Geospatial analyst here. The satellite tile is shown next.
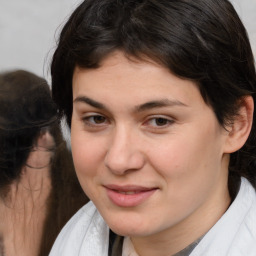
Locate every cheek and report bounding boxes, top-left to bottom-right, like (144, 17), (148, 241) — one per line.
(72, 145), (99, 174)
(71, 132), (105, 183)
(147, 137), (222, 218)
(71, 140), (104, 200)
(149, 130), (223, 186)
(148, 139), (193, 178)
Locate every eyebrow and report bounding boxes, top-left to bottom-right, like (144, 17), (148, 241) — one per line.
(73, 96), (187, 112)
(73, 96), (107, 110)
(135, 99), (188, 112)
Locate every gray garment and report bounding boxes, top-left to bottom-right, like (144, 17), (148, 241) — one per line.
(172, 236), (203, 256)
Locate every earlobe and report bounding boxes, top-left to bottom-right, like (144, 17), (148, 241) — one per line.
(224, 96), (254, 153)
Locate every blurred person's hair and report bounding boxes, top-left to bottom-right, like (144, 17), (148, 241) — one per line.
(0, 70), (88, 255)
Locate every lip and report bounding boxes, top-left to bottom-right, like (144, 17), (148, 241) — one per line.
(104, 184), (158, 207)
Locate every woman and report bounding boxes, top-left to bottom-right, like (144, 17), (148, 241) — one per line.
(49, 0), (256, 255)
(0, 70), (88, 256)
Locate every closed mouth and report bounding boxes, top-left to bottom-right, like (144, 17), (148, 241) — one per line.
(104, 184), (158, 207)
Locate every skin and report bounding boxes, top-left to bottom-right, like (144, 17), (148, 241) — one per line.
(71, 51), (236, 256)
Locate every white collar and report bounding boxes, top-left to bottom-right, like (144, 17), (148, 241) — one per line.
(122, 237), (139, 256)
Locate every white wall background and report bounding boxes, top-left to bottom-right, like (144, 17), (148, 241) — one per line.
(0, 0), (255, 83)
(0, 0), (82, 82)
(231, 0), (256, 56)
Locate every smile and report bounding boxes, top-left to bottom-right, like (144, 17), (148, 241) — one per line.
(104, 185), (158, 207)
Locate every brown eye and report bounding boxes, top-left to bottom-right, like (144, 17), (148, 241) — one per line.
(82, 114), (108, 127)
(145, 116), (174, 129)
(155, 118), (168, 126)
(93, 115), (106, 124)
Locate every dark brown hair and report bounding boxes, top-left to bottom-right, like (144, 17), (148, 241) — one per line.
(51, 0), (256, 189)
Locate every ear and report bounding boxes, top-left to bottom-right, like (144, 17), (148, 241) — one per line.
(224, 96), (254, 153)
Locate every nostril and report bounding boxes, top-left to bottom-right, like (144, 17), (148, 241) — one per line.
(104, 149), (145, 175)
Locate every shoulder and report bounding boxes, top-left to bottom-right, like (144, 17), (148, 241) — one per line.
(227, 178), (256, 255)
(191, 178), (256, 256)
(49, 201), (109, 256)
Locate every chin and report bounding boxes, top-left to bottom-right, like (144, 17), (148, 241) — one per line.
(108, 220), (152, 237)
(99, 205), (155, 236)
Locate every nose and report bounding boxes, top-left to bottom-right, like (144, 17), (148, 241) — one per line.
(104, 127), (145, 175)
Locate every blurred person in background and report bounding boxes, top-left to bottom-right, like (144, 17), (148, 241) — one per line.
(0, 70), (88, 256)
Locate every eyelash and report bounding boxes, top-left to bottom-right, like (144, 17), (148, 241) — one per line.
(81, 114), (174, 131)
(82, 114), (108, 127)
(144, 116), (174, 129)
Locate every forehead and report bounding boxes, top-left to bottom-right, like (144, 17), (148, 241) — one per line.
(73, 51), (165, 83)
(72, 51), (205, 109)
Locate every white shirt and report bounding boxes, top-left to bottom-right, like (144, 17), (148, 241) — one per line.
(49, 178), (256, 256)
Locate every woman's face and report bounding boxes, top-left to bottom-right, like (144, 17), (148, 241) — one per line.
(71, 51), (231, 239)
